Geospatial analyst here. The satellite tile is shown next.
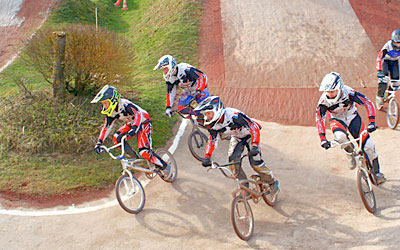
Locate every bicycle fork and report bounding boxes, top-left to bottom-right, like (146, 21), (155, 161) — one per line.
(358, 166), (374, 192)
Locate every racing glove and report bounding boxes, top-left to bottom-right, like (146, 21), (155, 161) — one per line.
(202, 157), (211, 167)
(320, 140), (331, 150)
(165, 107), (173, 118)
(94, 139), (103, 154)
(249, 146), (260, 156)
(367, 122), (377, 133)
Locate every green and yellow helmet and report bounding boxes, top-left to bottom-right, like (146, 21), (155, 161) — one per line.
(91, 85), (121, 116)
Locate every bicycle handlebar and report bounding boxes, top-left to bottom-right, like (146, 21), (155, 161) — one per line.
(207, 154), (248, 179)
(384, 77), (400, 89)
(99, 135), (128, 160)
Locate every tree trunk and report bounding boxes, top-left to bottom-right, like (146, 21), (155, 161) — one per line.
(52, 31), (66, 99)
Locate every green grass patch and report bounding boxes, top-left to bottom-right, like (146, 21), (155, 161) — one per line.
(0, 0), (202, 196)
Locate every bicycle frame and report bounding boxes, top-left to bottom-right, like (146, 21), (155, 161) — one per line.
(330, 130), (375, 189)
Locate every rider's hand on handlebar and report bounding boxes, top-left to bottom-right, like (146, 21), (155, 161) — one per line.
(367, 122), (377, 133)
(320, 140), (331, 150)
(94, 140), (102, 154)
(165, 107), (173, 118)
(202, 157), (211, 167)
(194, 89), (202, 99)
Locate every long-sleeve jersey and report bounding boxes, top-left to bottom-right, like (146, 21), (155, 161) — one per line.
(315, 85), (375, 142)
(97, 98), (151, 142)
(204, 108), (262, 158)
(376, 40), (400, 71)
(164, 63), (208, 108)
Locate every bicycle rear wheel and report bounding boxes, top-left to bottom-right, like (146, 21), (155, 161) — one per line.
(231, 195), (254, 241)
(357, 169), (376, 213)
(156, 148), (178, 183)
(115, 174), (145, 214)
(188, 129), (208, 162)
(387, 98), (399, 129)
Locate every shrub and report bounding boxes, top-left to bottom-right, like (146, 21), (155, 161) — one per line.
(0, 91), (109, 154)
(23, 24), (134, 97)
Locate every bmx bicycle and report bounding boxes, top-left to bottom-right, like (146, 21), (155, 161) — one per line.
(99, 136), (177, 214)
(382, 76), (400, 129)
(208, 154), (279, 241)
(330, 130), (380, 213)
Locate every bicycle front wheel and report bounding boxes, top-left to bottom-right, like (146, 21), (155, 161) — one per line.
(115, 174), (145, 214)
(357, 169), (376, 214)
(188, 130), (208, 162)
(156, 148), (178, 183)
(231, 195), (254, 241)
(387, 98), (399, 129)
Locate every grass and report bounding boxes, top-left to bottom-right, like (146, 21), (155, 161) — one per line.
(0, 0), (202, 196)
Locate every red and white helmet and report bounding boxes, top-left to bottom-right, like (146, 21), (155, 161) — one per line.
(153, 55), (177, 79)
(319, 72), (344, 104)
(194, 96), (225, 126)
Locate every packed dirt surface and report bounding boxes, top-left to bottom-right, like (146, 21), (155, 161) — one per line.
(199, 0), (400, 126)
(0, 0), (53, 71)
(1, 122), (399, 249)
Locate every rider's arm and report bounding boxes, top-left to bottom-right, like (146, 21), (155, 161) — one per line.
(184, 67), (208, 92)
(349, 90), (376, 124)
(166, 81), (178, 109)
(376, 42), (389, 72)
(124, 104), (142, 134)
(316, 104), (328, 142)
(232, 113), (261, 146)
(98, 116), (117, 143)
(204, 129), (219, 158)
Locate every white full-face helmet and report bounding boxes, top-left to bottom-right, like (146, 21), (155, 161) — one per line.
(194, 96), (225, 126)
(319, 72), (344, 105)
(153, 55), (177, 79)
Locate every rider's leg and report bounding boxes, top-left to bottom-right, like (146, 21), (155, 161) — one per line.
(177, 92), (195, 116)
(347, 114), (385, 183)
(228, 137), (248, 184)
(389, 60), (400, 90)
(136, 122), (167, 169)
(376, 60), (390, 109)
(194, 88), (210, 125)
(113, 124), (138, 158)
(329, 118), (356, 169)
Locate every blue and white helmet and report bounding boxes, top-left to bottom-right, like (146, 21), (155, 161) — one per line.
(391, 29), (400, 50)
(319, 72), (344, 105)
(153, 55), (177, 79)
(194, 96), (225, 126)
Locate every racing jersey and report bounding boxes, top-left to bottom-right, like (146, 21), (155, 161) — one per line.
(204, 108), (261, 158)
(315, 85), (375, 142)
(376, 40), (400, 71)
(97, 98), (151, 142)
(164, 63), (208, 108)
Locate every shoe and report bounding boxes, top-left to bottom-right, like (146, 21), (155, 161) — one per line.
(346, 154), (356, 170)
(269, 180), (280, 199)
(376, 96), (384, 111)
(375, 173), (386, 185)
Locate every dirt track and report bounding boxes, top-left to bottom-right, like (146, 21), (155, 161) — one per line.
(1, 122), (400, 249)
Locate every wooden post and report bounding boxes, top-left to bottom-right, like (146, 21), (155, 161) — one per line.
(52, 31), (66, 99)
